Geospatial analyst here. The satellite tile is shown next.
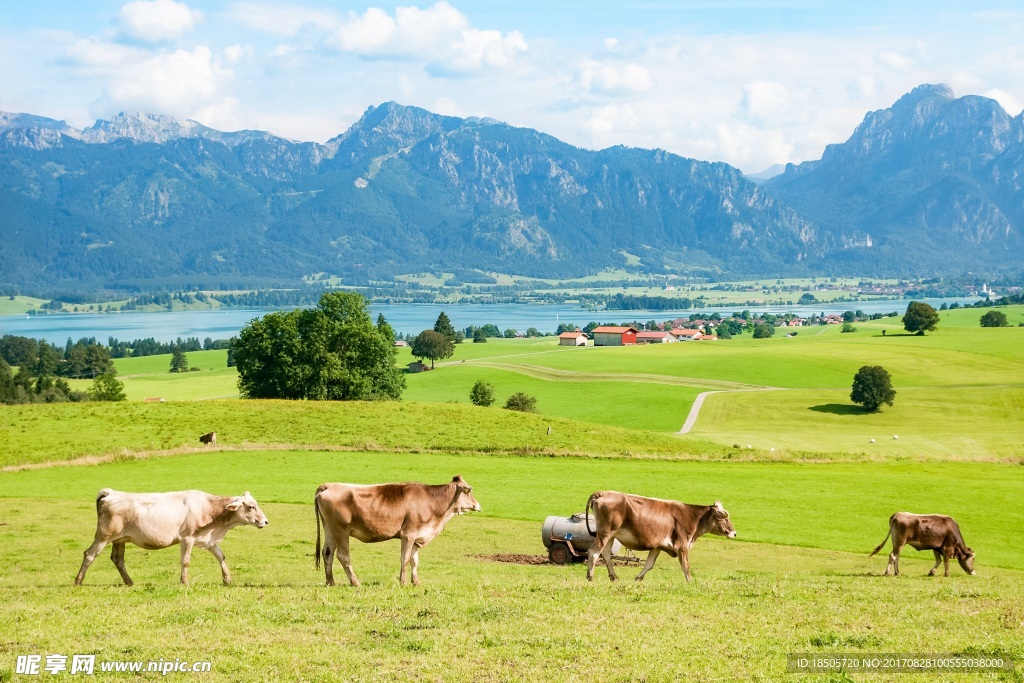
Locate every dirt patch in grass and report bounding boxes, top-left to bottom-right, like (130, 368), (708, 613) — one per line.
(479, 553), (551, 565)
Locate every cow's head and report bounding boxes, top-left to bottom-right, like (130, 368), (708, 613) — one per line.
(452, 475), (481, 514)
(957, 546), (976, 575)
(708, 501), (736, 539)
(227, 491), (269, 528)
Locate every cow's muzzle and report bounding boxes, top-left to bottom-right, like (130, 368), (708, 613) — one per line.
(257, 520), (268, 528)
(727, 531), (737, 539)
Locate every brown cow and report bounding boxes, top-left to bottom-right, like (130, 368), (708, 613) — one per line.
(585, 491), (736, 582)
(870, 512), (975, 576)
(314, 475), (481, 587)
(75, 489), (268, 586)
(199, 432), (217, 445)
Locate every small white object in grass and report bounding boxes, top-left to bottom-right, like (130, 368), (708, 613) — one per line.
(870, 438), (876, 443)
(893, 435), (899, 440)
(747, 444), (752, 449)
(770, 448), (775, 452)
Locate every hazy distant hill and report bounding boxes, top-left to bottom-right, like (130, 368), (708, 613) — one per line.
(1, 85), (1021, 291)
(764, 84), (1023, 275)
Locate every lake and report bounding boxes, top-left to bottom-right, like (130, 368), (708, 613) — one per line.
(0, 298), (983, 345)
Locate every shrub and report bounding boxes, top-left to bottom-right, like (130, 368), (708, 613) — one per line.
(980, 310), (1009, 328)
(504, 392), (538, 413)
(470, 380), (495, 407)
(840, 322), (857, 333)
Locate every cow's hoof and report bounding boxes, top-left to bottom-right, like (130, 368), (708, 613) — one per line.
(634, 576), (644, 582)
(927, 570), (935, 577)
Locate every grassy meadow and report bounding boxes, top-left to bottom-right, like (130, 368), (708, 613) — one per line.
(1, 303), (1022, 680)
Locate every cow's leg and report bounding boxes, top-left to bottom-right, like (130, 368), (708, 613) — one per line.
(410, 548), (421, 587)
(886, 542), (902, 576)
(678, 547), (692, 582)
(209, 545), (231, 585)
(586, 538), (604, 582)
(179, 538), (195, 584)
(635, 549), (661, 582)
(600, 536), (618, 581)
(399, 537), (416, 585)
(942, 550), (951, 577)
(75, 535), (109, 586)
(110, 543), (134, 586)
(336, 534), (359, 588)
(928, 550), (942, 577)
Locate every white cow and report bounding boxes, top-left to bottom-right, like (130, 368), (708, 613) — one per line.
(75, 488), (268, 586)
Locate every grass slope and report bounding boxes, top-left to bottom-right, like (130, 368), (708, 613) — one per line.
(1, 450), (1021, 681)
(0, 401), (716, 469)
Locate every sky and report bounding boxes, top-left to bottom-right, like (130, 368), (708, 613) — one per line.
(2, 1), (1023, 173)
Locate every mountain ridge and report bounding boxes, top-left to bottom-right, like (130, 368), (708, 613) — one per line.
(1, 85), (1021, 291)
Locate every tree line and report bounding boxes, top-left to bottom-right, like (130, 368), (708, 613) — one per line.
(0, 335), (124, 405)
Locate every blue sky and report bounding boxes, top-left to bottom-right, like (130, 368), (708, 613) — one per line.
(2, 1), (1023, 172)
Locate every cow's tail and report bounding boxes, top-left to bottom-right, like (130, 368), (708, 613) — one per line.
(869, 522), (892, 557)
(96, 488), (114, 513)
(585, 492), (600, 536)
(314, 492), (323, 570)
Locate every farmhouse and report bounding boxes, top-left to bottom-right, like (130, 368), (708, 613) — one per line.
(636, 331), (675, 344)
(591, 326), (638, 346)
(670, 328), (703, 341)
(558, 332), (588, 347)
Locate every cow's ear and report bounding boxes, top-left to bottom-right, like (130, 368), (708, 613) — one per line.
(453, 475), (463, 482)
(714, 500), (723, 510)
(226, 498), (243, 511)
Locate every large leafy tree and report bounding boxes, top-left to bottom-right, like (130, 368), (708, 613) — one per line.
(234, 291), (405, 400)
(410, 330), (454, 369)
(850, 365), (896, 412)
(902, 301), (940, 335)
(433, 312), (457, 343)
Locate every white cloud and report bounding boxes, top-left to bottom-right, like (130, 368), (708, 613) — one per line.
(984, 88), (1023, 115)
(66, 39), (234, 119)
(578, 60), (653, 95)
(328, 2), (527, 73)
(118, 0), (203, 43)
(225, 2), (340, 37)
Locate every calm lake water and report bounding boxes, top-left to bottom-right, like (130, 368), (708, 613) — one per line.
(0, 298), (982, 345)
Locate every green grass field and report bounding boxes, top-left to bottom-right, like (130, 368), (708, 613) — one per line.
(2, 304), (1024, 680)
(2, 449), (1022, 681)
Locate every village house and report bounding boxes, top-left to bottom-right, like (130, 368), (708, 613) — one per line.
(558, 332), (588, 347)
(670, 328), (704, 341)
(636, 331), (675, 344)
(591, 326), (638, 346)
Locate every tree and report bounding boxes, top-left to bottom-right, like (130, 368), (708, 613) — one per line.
(902, 301), (939, 335)
(842, 310), (855, 323)
(470, 380), (495, 406)
(980, 310), (1009, 328)
(504, 392), (538, 413)
(850, 365), (896, 412)
(480, 324), (501, 338)
(752, 323), (775, 338)
(840, 322), (857, 333)
(410, 330), (454, 369)
(473, 329), (487, 343)
(433, 312), (457, 343)
(525, 327), (540, 338)
(233, 291), (405, 400)
(169, 349), (190, 373)
(377, 313), (396, 342)
(504, 328), (517, 338)
(88, 372), (126, 402)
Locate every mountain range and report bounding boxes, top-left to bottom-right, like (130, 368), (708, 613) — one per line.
(0, 83), (1021, 291)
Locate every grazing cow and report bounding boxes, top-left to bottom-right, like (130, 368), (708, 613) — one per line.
(199, 431), (217, 445)
(75, 489), (268, 586)
(870, 512), (975, 576)
(585, 491), (736, 582)
(314, 475), (481, 587)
